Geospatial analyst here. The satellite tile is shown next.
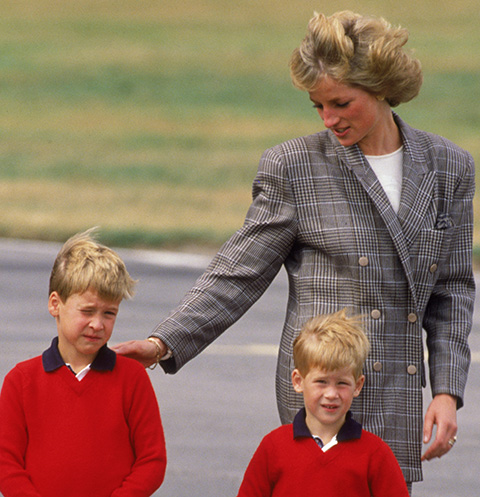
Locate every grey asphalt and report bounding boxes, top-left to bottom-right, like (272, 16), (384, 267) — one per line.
(0, 238), (478, 496)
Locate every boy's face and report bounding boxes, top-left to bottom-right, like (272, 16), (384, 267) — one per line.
(48, 288), (120, 367)
(292, 366), (364, 438)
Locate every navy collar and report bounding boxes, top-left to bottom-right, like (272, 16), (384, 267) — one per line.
(293, 407), (362, 442)
(42, 337), (116, 372)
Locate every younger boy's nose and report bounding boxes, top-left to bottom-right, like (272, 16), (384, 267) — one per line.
(324, 386), (339, 399)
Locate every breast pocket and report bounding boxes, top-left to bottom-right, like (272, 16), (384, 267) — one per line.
(413, 224), (455, 277)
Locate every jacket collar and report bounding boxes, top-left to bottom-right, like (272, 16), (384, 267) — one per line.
(42, 337), (116, 372)
(293, 407), (362, 442)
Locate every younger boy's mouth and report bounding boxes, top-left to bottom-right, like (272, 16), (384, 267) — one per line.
(321, 404), (340, 411)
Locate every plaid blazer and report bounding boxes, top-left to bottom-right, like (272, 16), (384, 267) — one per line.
(153, 113), (475, 482)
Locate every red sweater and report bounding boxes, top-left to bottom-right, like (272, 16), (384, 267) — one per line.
(237, 410), (409, 497)
(0, 344), (166, 497)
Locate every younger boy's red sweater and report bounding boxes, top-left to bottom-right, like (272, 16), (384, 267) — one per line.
(237, 409), (409, 497)
(0, 340), (166, 497)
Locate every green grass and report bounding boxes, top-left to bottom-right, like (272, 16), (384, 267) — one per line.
(1, 0), (480, 252)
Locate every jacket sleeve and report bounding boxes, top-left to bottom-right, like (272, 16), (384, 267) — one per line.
(0, 368), (43, 497)
(151, 146), (298, 373)
(422, 150), (476, 408)
(111, 365), (167, 497)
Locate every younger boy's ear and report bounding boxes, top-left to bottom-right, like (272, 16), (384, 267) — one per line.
(353, 374), (365, 398)
(48, 291), (61, 318)
(291, 369), (304, 393)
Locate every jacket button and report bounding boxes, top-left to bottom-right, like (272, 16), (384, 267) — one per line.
(371, 309), (381, 319)
(373, 361), (382, 372)
(429, 264), (438, 273)
(407, 313), (418, 323)
(407, 365), (417, 375)
(359, 256), (369, 267)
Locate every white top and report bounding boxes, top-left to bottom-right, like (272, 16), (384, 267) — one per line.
(66, 363), (91, 381)
(313, 434), (339, 452)
(365, 146), (404, 213)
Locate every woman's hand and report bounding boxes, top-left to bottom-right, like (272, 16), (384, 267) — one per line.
(421, 394), (458, 461)
(111, 339), (168, 368)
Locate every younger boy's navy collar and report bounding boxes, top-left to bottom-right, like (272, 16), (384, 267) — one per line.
(293, 407), (362, 442)
(42, 337), (116, 372)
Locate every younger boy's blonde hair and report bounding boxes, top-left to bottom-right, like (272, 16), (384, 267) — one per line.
(49, 228), (136, 302)
(293, 309), (370, 379)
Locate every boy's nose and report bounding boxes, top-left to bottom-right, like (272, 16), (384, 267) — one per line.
(324, 386), (339, 399)
(90, 316), (104, 331)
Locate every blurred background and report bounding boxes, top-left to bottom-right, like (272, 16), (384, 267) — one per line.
(1, 2), (480, 495)
(1, 0), (479, 255)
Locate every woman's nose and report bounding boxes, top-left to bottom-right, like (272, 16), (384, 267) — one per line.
(322, 107), (340, 128)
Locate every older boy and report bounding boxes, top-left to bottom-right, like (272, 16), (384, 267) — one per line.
(236, 309), (409, 497)
(0, 230), (166, 497)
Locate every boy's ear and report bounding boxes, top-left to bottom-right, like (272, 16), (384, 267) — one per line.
(48, 291), (61, 318)
(291, 368), (304, 393)
(353, 374), (365, 397)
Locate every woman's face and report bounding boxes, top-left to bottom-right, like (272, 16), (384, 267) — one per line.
(308, 76), (393, 155)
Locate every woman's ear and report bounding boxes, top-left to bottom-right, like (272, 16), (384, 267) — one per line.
(48, 291), (61, 318)
(291, 368), (305, 394)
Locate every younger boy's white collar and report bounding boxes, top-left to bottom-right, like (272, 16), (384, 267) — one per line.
(293, 408), (362, 444)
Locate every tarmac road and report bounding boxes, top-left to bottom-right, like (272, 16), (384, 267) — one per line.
(0, 238), (479, 496)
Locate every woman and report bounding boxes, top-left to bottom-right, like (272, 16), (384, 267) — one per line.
(114, 11), (475, 490)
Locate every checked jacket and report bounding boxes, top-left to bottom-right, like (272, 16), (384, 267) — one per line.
(151, 113), (475, 483)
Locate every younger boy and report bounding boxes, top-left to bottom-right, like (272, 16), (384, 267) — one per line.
(236, 309), (409, 497)
(0, 229), (167, 497)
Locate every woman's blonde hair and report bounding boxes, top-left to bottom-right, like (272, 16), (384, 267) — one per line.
(290, 10), (423, 106)
(49, 228), (136, 302)
(293, 309), (370, 379)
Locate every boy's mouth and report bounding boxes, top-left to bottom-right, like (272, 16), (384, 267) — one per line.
(322, 404), (339, 411)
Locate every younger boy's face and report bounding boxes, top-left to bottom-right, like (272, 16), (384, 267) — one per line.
(48, 288), (120, 367)
(292, 366), (364, 438)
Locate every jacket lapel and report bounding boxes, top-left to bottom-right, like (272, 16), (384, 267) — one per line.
(396, 119), (436, 248)
(334, 115), (435, 310)
(341, 145), (414, 267)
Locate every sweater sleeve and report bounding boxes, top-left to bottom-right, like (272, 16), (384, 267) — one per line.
(237, 435), (275, 497)
(368, 437), (409, 497)
(0, 368), (43, 497)
(110, 364), (166, 497)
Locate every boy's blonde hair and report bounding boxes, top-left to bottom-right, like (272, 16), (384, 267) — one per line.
(293, 309), (370, 379)
(49, 228), (136, 302)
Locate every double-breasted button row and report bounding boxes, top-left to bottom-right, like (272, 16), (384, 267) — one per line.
(372, 362), (418, 375)
(369, 309), (418, 323)
(359, 256), (439, 275)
